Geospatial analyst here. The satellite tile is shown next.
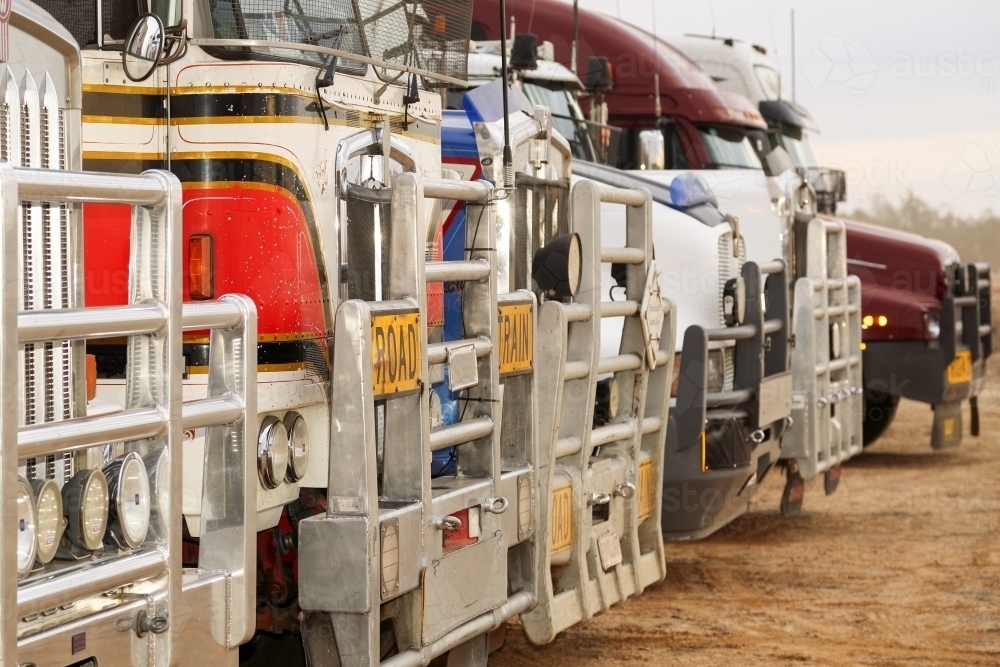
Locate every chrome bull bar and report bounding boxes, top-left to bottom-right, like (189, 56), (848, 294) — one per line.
(299, 173), (539, 666)
(3, 166), (257, 667)
(521, 179), (675, 644)
(783, 217), (864, 480)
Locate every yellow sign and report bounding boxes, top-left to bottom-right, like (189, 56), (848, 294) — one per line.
(371, 311), (421, 398)
(637, 459), (655, 522)
(551, 484), (573, 555)
(946, 349), (972, 385)
(498, 303), (533, 375)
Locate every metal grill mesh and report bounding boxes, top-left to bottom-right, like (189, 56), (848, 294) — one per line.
(514, 175), (569, 292)
(208, 0), (473, 82)
(36, 0), (138, 47)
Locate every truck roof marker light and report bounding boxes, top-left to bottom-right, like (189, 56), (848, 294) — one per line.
(878, 315), (888, 327)
(862, 315), (873, 328)
(189, 234), (214, 300)
(532, 233), (582, 299)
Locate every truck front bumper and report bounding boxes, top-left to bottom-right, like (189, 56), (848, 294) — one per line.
(662, 261), (792, 540)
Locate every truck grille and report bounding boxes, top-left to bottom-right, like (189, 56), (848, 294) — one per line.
(4, 70), (76, 482)
(717, 233), (745, 392)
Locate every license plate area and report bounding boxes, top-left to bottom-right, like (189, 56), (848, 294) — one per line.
(947, 350), (972, 385)
(498, 302), (533, 375)
(758, 370), (793, 426)
(371, 310), (421, 398)
(551, 483), (573, 556)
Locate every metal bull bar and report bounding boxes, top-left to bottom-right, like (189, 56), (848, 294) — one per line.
(664, 258), (792, 540)
(3, 166), (257, 666)
(521, 180), (675, 644)
(783, 217), (863, 484)
(932, 260), (994, 448)
(299, 173), (538, 667)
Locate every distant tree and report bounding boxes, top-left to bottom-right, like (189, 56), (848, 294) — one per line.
(846, 193), (1000, 269)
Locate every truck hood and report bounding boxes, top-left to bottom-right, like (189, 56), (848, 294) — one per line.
(631, 169), (784, 267)
(570, 174), (737, 358)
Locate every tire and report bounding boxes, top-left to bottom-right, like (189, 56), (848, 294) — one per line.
(863, 387), (900, 446)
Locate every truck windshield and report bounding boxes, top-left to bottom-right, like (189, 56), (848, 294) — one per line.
(781, 131), (819, 169)
(699, 126), (763, 169)
(521, 81), (596, 161)
(206, 1), (473, 82)
(754, 65), (781, 100)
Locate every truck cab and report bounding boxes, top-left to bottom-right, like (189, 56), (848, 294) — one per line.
(473, 0), (872, 520)
(467, 7), (797, 537)
(670, 33), (993, 451)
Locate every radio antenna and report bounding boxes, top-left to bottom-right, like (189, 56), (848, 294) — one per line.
(571, 0), (579, 75)
(791, 8), (796, 102)
(708, 0), (716, 39)
(499, 0), (513, 187)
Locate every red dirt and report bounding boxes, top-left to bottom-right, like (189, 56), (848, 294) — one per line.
(493, 360), (1000, 667)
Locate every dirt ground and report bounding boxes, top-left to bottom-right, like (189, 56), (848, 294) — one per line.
(493, 359), (1000, 667)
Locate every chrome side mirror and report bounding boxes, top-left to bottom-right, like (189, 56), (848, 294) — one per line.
(637, 129), (665, 171)
(123, 14), (165, 83)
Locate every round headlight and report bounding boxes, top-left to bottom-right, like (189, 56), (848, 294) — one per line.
(532, 233), (583, 299)
(63, 468), (109, 551)
(16, 476), (38, 577)
(830, 322), (843, 360)
(258, 415), (289, 489)
(723, 276), (746, 327)
(283, 412), (310, 483)
(143, 448), (170, 537)
(104, 452), (151, 549)
(30, 477), (63, 564)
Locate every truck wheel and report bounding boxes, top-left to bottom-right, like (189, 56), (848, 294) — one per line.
(863, 389), (899, 446)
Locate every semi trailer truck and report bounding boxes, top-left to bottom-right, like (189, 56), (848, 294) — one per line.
(472, 0), (859, 518)
(8, 0), (679, 664)
(670, 33), (993, 450)
(449, 33), (800, 537)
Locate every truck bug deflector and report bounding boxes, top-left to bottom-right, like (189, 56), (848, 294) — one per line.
(664, 260), (791, 541)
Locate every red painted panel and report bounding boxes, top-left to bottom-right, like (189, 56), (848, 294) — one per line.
(83, 185), (327, 338)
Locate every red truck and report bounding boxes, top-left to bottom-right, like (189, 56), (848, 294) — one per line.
(473, 0), (992, 452)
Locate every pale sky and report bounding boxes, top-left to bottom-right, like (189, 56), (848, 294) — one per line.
(569, 0), (1000, 217)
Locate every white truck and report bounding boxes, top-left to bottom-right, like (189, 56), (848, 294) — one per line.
(451, 37), (794, 539)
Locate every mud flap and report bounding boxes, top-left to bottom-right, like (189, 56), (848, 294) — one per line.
(970, 396), (980, 437)
(824, 464), (841, 496)
(780, 463), (805, 518)
(931, 401), (963, 449)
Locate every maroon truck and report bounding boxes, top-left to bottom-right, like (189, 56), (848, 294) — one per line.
(473, 0), (992, 451)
